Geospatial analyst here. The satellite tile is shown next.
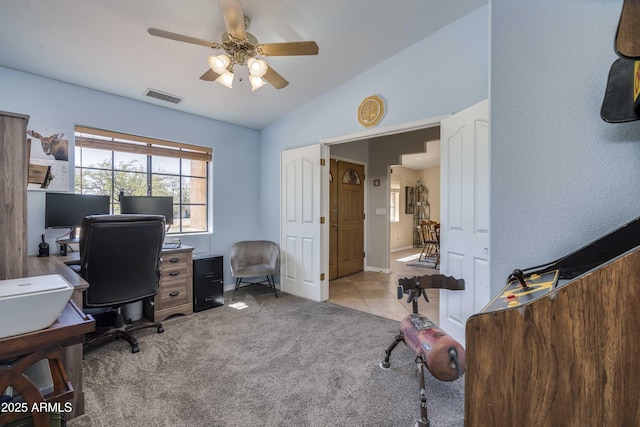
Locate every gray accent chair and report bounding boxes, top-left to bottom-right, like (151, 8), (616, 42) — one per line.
(229, 240), (280, 300)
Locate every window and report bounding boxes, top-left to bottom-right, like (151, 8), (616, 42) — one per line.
(74, 126), (212, 234)
(390, 188), (400, 222)
(342, 168), (361, 185)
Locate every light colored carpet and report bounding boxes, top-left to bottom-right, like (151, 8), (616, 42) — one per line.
(68, 287), (464, 426)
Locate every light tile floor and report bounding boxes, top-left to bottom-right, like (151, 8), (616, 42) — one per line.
(328, 248), (441, 323)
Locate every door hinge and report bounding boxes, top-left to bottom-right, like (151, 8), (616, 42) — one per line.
(320, 273), (325, 281)
(320, 216), (325, 224)
(320, 158), (325, 166)
(363, 251), (366, 258)
(363, 213), (365, 220)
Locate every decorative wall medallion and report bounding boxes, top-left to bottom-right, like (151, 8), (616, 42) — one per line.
(357, 95), (385, 127)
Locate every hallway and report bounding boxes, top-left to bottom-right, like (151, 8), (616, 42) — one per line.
(328, 248), (441, 323)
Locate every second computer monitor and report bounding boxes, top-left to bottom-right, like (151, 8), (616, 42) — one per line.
(120, 196), (174, 225)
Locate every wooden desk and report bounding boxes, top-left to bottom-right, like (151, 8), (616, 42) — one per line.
(36, 248), (196, 322)
(27, 255), (89, 420)
(0, 301), (94, 427)
(28, 255), (87, 307)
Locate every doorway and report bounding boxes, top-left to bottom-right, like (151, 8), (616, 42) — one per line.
(389, 139), (442, 266)
(281, 104), (490, 340)
(327, 127), (442, 322)
(329, 159), (365, 280)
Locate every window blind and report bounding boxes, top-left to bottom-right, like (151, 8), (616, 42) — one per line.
(75, 126), (212, 162)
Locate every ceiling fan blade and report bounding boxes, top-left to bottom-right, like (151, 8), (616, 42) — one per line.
(259, 41), (319, 56)
(148, 28), (221, 49)
(200, 69), (221, 81)
(263, 66), (289, 89)
(218, 0), (247, 41)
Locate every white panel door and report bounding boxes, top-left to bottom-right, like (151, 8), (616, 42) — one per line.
(280, 144), (327, 301)
(439, 99), (490, 346)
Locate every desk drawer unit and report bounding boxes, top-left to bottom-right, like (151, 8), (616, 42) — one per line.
(159, 277), (189, 309)
(193, 255), (224, 312)
(144, 246), (193, 322)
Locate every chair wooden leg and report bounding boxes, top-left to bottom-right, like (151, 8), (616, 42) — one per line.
(419, 244), (429, 262)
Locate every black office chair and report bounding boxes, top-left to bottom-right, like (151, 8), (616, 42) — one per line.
(76, 214), (166, 353)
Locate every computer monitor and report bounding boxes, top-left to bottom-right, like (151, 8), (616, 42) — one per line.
(120, 196), (174, 225)
(45, 192), (111, 229)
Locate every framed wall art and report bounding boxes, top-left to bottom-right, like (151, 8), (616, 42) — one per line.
(26, 127), (70, 191)
(405, 186), (415, 214)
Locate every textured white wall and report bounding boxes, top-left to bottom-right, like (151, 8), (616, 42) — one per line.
(490, 0), (640, 293)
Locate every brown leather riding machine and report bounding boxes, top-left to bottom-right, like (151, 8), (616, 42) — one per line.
(380, 274), (465, 427)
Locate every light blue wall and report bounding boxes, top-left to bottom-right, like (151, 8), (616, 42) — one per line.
(5, 1), (634, 304)
(490, 0), (640, 293)
(259, 5), (489, 246)
(0, 66), (260, 284)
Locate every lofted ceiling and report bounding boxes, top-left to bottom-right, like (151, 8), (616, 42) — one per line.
(0, 0), (487, 130)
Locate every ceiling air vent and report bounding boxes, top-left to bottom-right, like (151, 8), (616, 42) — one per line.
(143, 89), (184, 104)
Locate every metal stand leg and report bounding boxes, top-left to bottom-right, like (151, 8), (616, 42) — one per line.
(268, 275), (278, 298)
(232, 277), (241, 301)
(380, 334), (404, 369)
(416, 356), (430, 427)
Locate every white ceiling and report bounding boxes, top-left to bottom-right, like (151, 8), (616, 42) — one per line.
(0, 0), (486, 130)
(401, 140), (440, 170)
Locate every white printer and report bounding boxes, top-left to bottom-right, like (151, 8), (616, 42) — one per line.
(0, 274), (74, 339)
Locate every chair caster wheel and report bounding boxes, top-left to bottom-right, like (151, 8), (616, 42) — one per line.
(379, 362), (391, 369)
(157, 327), (164, 333)
(131, 346), (140, 354)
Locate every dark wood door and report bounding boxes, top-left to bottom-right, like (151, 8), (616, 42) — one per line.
(336, 160), (364, 278)
(329, 159), (338, 280)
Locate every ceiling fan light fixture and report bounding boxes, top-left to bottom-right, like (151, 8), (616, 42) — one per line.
(247, 58), (268, 77)
(249, 74), (266, 91)
(209, 54), (231, 74)
(216, 71), (234, 89)
(148, 0), (318, 91)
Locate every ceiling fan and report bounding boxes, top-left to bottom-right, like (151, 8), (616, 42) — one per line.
(147, 0), (319, 90)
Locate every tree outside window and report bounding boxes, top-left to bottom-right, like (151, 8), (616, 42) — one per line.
(74, 128), (210, 234)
